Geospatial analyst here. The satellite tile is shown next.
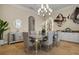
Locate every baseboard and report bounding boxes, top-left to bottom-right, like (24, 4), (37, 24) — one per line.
(60, 40), (79, 44)
(9, 41), (24, 44)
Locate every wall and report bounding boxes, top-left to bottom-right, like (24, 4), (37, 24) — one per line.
(53, 5), (79, 42)
(0, 4), (44, 40)
(1, 4), (79, 43)
(53, 5), (79, 31)
(0, 5), (2, 16)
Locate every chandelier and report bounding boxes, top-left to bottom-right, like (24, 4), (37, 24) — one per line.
(38, 4), (52, 17)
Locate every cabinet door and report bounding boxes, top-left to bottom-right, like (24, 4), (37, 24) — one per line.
(8, 33), (16, 43)
(15, 32), (23, 41)
(61, 32), (79, 43)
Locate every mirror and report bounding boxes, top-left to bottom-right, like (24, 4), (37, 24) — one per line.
(71, 7), (79, 24)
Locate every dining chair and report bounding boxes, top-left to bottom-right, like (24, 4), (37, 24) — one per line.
(42, 31), (53, 49)
(23, 32), (28, 52)
(28, 31), (36, 49)
(23, 32), (36, 54)
(23, 31), (35, 49)
(53, 31), (60, 46)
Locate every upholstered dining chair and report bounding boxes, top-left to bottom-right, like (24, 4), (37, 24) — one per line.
(53, 31), (60, 46)
(23, 32), (36, 54)
(28, 31), (36, 49)
(23, 32), (28, 52)
(23, 31), (35, 48)
(42, 31), (53, 49)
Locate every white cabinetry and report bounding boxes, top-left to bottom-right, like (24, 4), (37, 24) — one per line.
(8, 32), (23, 44)
(60, 32), (79, 43)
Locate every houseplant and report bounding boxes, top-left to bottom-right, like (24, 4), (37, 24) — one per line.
(0, 19), (9, 45)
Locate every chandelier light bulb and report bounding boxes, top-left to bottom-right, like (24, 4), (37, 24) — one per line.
(38, 9), (40, 15)
(45, 10), (47, 12)
(44, 7), (46, 11)
(49, 13), (51, 15)
(43, 14), (44, 16)
(49, 8), (52, 12)
(44, 8), (47, 12)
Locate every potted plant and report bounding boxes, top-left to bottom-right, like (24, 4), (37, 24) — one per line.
(0, 19), (9, 45)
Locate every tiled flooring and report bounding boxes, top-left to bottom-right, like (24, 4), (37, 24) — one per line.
(0, 41), (79, 55)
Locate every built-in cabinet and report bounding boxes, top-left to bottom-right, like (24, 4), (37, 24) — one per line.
(59, 32), (79, 43)
(8, 32), (23, 44)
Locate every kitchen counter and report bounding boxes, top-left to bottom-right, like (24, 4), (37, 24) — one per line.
(61, 31), (79, 33)
(59, 32), (79, 43)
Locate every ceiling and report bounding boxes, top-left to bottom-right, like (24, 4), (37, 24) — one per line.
(19, 4), (79, 12)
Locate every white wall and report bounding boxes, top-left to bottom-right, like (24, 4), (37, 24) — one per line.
(53, 5), (79, 31)
(0, 5), (2, 16)
(1, 4), (79, 43)
(0, 4), (44, 40)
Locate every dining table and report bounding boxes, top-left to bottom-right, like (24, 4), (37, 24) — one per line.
(29, 34), (47, 54)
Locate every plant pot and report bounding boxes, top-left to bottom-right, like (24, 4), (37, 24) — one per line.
(0, 40), (4, 46)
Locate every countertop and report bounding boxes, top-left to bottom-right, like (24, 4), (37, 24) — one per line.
(61, 31), (79, 33)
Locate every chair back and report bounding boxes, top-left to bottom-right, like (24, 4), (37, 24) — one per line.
(47, 31), (53, 45)
(23, 32), (28, 48)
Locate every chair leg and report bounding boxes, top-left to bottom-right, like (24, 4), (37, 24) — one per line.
(47, 45), (52, 50)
